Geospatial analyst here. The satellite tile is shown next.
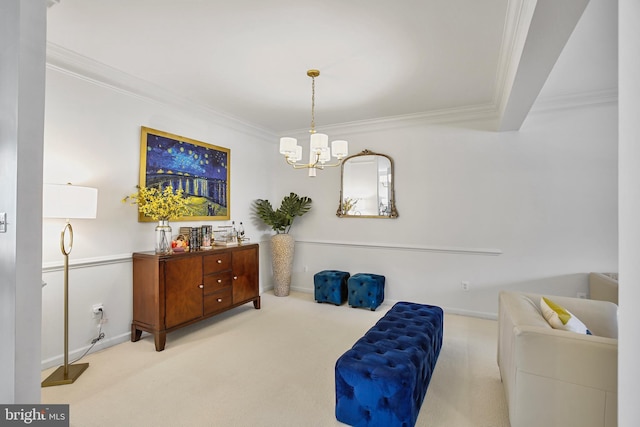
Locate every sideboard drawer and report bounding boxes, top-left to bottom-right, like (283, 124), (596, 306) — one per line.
(204, 271), (232, 293)
(204, 288), (233, 315)
(203, 252), (231, 274)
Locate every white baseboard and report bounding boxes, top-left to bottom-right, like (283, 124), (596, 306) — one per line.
(41, 332), (131, 371)
(41, 289), (496, 371)
(288, 285), (498, 320)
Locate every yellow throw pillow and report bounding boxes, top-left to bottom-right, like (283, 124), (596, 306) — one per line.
(540, 297), (592, 335)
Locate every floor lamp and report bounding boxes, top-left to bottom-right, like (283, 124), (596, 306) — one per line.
(42, 183), (98, 387)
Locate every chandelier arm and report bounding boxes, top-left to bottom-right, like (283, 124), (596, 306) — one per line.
(285, 151), (323, 168)
(310, 150), (320, 166)
(284, 157), (299, 166)
(284, 158), (343, 169)
(316, 161), (343, 168)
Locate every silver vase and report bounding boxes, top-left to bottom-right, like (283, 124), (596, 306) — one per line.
(155, 220), (172, 254)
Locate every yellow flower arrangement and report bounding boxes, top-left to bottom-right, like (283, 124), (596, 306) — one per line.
(123, 185), (193, 220)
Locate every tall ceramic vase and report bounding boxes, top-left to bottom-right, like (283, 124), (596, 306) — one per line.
(271, 234), (295, 297)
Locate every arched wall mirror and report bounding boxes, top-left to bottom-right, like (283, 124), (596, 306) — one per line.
(337, 149), (398, 218)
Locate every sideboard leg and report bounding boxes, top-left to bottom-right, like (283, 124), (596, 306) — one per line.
(131, 324), (142, 342)
(154, 332), (166, 352)
(253, 297), (261, 309)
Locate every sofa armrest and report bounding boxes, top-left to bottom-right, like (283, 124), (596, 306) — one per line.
(515, 325), (617, 391)
(589, 272), (618, 305)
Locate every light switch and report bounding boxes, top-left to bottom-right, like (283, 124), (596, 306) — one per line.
(0, 212), (6, 233)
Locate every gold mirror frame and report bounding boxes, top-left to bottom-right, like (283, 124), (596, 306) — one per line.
(337, 149), (398, 218)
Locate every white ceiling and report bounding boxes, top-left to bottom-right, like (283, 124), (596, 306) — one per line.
(45, 0), (617, 134)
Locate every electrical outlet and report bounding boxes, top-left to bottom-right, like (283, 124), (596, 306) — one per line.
(461, 281), (470, 291)
(92, 303), (104, 318)
(577, 292), (587, 299)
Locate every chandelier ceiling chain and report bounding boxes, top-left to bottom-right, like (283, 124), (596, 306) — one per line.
(279, 69), (348, 177)
(309, 70), (316, 134)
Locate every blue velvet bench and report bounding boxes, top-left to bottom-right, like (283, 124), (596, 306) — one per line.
(348, 273), (385, 311)
(314, 270), (350, 305)
(335, 302), (444, 427)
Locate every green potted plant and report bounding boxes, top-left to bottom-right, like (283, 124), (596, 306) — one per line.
(254, 193), (312, 296)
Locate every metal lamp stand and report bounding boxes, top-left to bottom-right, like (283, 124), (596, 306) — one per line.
(42, 221), (89, 387)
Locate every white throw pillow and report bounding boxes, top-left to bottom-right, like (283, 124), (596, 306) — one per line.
(540, 297), (592, 335)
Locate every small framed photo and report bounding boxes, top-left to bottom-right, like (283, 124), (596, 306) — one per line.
(139, 126), (230, 221)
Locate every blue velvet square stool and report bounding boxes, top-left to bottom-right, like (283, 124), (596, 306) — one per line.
(348, 273), (385, 311)
(314, 270), (350, 305)
(335, 302), (444, 427)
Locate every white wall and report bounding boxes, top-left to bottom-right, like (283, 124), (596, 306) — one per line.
(278, 102), (617, 317)
(1, 0), (46, 403)
(41, 62), (276, 368)
(618, 0), (640, 425)
(41, 48), (618, 369)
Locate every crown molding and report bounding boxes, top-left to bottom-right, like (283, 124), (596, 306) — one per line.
(48, 43), (497, 142)
(47, 36), (615, 142)
(45, 43), (277, 142)
(530, 89), (618, 114)
(278, 103), (501, 138)
(493, 0), (537, 112)
(492, 0), (596, 131)
(276, 88), (616, 140)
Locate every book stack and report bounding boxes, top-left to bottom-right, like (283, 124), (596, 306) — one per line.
(180, 225), (213, 251)
(189, 227), (201, 251)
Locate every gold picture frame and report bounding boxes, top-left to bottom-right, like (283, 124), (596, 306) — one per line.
(139, 126), (230, 221)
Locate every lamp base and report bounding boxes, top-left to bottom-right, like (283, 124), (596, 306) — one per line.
(41, 363), (89, 387)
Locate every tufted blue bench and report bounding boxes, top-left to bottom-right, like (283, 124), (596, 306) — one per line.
(314, 270), (350, 305)
(348, 273), (385, 311)
(335, 302), (444, 427)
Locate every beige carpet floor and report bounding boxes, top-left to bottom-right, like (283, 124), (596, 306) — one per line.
(41, 291), (510, 427)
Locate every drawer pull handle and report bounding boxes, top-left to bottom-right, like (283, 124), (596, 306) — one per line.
(233, 276), (238, 280)
(217, 279), (222, 283)
(217, 259), (222, 264)
(217, 298), (223, 303)
(198, 284), (204, 289)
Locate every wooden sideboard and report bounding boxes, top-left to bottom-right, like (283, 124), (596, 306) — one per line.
(131, 243), (260, 351)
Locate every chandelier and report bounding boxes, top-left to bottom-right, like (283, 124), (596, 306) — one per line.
(279, 69), (348, 177)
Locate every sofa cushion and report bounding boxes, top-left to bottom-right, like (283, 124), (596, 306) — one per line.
(540, 297), (592, 335)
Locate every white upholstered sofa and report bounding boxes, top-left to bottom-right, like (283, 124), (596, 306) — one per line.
(498, 291), (618, 427)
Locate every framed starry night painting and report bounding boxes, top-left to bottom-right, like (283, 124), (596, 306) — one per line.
(139, 126), (230, 221)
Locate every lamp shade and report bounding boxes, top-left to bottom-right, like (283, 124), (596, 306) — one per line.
(279, 137), (297, 155)
(332, 140), (348, 158)
(310, 133), (329, 150)
(43, 184), (98, 219)
(318, 148), (331, 163)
